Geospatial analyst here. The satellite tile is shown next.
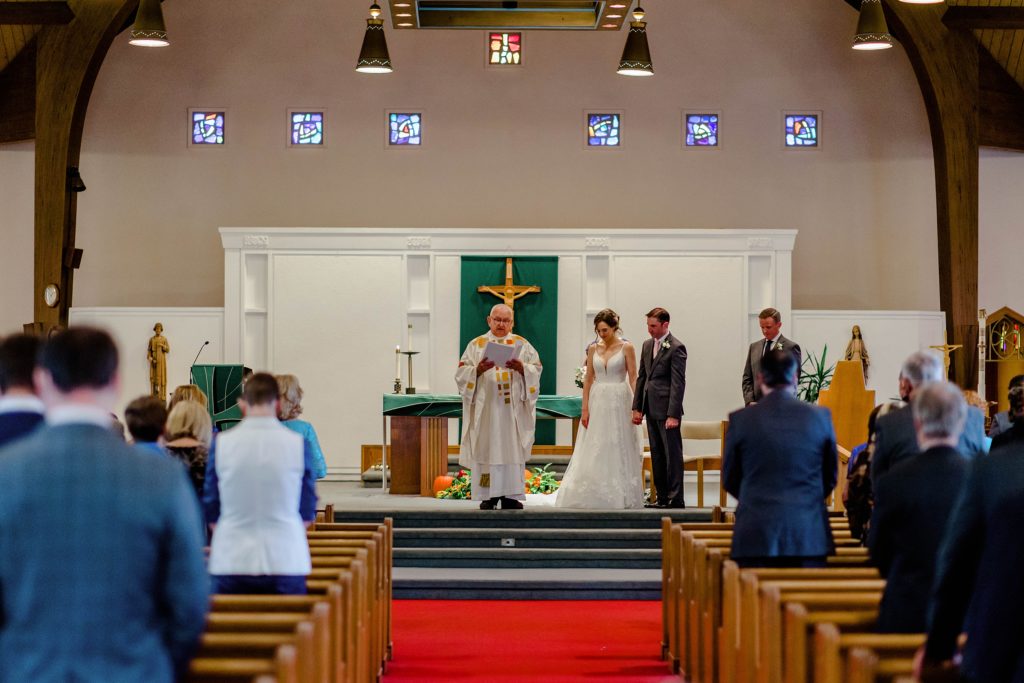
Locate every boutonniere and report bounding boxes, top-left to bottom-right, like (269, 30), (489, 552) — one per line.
(661, 340), (671, 351)
(773, 340), (784, 351)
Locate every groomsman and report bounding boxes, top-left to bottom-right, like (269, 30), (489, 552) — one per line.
(742, 308), (801, 405)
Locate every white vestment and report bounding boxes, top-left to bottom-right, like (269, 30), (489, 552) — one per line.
(455, 332), (542, 500)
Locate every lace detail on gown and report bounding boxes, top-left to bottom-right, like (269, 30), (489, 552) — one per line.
(556, 347), (645, 509)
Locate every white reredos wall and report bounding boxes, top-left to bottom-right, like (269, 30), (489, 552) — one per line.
(71, 0), (941, 311)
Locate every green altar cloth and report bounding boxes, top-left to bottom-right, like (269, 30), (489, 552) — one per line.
(382, 393), (581, 418)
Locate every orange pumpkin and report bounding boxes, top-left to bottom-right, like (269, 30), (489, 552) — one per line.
(433, 475), (454, 495)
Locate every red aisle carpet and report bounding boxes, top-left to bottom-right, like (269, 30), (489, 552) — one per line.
(383, 600), (677, 682)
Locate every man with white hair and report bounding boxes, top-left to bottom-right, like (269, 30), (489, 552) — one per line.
(455, 304), (542, 510)
(868, 381), (970, 632)
(870, 350), (986, 487)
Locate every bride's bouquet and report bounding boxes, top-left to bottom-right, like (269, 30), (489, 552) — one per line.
(574, 366), (586, 388)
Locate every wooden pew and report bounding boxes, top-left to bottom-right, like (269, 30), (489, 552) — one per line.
(188, 638), (299, 683)
(845, 646), (915, 683)
(813, 624), (923, 683)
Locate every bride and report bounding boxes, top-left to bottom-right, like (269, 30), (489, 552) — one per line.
(556, 309), (645, 509)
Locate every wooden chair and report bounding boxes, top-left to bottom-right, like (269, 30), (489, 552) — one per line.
(683, 420), (729, 508)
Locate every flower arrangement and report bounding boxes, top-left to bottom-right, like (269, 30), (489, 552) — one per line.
(435, 465), (561, 498)
(574, 366), (587, 388)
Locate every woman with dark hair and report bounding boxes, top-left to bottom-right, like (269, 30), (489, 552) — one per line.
(556, 309), (644, 508)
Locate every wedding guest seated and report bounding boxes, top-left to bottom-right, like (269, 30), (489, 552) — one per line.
(0, 333), (45, 449)
(988, 374), (1024, 438)
(125, 395), (169, 456)
(918, 425), (1024, 681)
(276, 373), (328, 479)
(0, 327), (208, 681)
(165, 400), (213, 502)
(871, 351), (986, 487)
(724, 349), (837, 568)
(991, 385), (1024, 451)
(168, 383), (208, 410)
(868, 381), (969, 633)
(203, 373), (317, 595)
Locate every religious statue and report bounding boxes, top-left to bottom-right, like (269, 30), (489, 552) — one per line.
(844, 324), (870, 379)
(148, 322), (170, 401)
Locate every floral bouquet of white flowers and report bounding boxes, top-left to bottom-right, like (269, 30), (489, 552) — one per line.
(574, 366), (586, 389)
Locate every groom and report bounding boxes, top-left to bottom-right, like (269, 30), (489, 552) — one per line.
(632, 307), (688, 508)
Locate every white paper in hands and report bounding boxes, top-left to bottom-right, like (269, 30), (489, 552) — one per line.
(483, 340), (520, 368)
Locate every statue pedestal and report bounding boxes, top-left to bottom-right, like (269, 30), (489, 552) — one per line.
(817, 360), (875, 452)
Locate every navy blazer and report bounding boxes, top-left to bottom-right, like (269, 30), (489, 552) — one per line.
(0, 423), (209, 683)
(925, 442), (1024, 682)
(871, 403), (986, 488)
(632, 333), (687, 420)
(0, 411), (44, 450)
(723, 391), (838, 559)
(868, 445), (968, 633)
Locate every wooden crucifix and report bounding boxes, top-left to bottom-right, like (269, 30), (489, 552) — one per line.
(929, 332), (963, 380)
(477, 257), (541, 310)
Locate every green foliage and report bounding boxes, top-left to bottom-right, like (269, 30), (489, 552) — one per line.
(436, 469), (472, 499)
(525, 464), (561, 494)
(798, 344), (836, 403)
(435, 465), (561, 498)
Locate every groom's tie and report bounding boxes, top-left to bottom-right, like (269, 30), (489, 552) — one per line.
(762, 339), (771, 357)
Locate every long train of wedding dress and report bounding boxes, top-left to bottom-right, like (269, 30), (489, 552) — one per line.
(555, 347), (644, 509)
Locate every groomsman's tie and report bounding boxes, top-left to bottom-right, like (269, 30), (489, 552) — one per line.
(762, 339), (772, 357)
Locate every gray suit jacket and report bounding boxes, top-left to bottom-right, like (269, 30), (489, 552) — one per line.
(0, 423), (209, 683)
(870, 403), (987, 488)
(632, 333), (687, 421)
(742, 335), (802, 405)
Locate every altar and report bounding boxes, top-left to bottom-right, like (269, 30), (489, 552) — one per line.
(382, 393), (582, 496)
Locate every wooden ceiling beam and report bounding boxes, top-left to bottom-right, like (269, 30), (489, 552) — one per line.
(0, 39), (35, 142)
(943, 6), (1024, 31)
(979, 46), (1024, 152)
(0, 2), (74, 25)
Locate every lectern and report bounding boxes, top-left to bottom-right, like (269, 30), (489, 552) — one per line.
(192, 364), (245, 431)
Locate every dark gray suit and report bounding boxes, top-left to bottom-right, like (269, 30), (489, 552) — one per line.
(723, 390), (837, 562)
(870, 403), (986, 488)
(633, 333), (687, 506)
(742, 335), (801, 405)
(0, 423), (209, 682)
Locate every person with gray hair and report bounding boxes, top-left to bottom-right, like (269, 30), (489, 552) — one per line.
(868, 381), (970, 632)
(870, 350), (986, 487)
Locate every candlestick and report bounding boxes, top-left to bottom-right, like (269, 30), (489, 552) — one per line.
(407, 323), (413, 352)
(394, 345), (401, 381)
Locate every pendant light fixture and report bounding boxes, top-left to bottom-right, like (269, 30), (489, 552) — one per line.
(356, 2), (393, 74)
(617, 3), (653, 77)
(852, 0), (893, 51)
(129, 0), (169, 47)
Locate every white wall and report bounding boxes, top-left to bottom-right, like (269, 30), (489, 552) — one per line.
(979, 149), (1024, 317)
(0, 141), (35, 334)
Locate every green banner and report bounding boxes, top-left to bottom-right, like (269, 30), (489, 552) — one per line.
(460, 256), (558, 444)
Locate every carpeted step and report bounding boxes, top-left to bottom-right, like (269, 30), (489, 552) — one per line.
(393, 567), (661, 600)
(333, 508), (710, 529)
(394, 527), (661, 549)
(394, 547), (661, 569)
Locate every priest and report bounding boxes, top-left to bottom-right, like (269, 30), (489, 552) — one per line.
(455, 303), (542, 510)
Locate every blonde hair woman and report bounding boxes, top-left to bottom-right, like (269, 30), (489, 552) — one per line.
(275, 374), (328, 479)
(165, 400), (213, 501)
(168, 384), (208, 410)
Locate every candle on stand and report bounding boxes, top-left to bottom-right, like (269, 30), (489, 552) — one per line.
(407, 323), (413, 352)
(395, 345), (401, 380)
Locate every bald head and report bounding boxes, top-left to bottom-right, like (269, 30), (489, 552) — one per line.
(487, 304), (514, 338)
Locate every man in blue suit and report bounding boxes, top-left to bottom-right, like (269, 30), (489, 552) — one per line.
(0, 327), (209, 683)
(871, 351), (986, 488)
(724, 349), (838, 568)
(0, 333), (45, 449)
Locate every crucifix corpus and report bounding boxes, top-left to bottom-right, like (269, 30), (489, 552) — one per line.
(929, 332), (963, 380)
(478, 257), (540, 310)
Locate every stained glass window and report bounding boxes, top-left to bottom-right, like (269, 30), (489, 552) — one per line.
(587, 113), (620, 147)
(290, 112), (324, 146)
(685, 113), (719, 147)
(389, 113), (422, 146)
(785, 113), (819, 147)
(191, 111), (224, 145)
(489, 32), (521, 65)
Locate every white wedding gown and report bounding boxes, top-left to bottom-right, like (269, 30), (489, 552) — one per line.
(555, 347), (645, 509)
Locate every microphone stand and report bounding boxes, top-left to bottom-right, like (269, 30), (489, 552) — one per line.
(189, 341), (210, 385)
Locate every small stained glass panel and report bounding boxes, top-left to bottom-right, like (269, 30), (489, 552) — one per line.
(489, 32), (522, 65)
(290, 112), (324, 146)
(389, 113), (422, 146)
(785, 113), (819, 147)
(192, 111), (224, 145)
(685, 113), (719, 147)
(587, 113), (620, 147)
